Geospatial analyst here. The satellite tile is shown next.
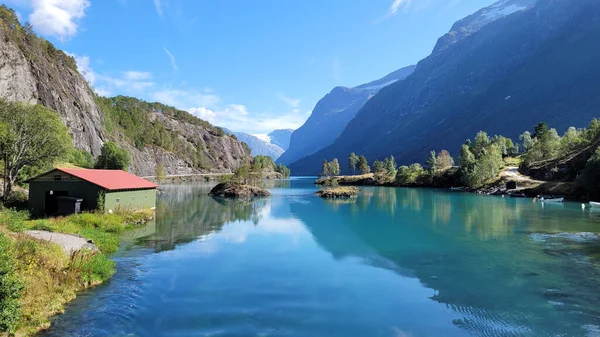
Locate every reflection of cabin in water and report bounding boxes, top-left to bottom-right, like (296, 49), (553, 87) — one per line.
(27, 168), (158, 216)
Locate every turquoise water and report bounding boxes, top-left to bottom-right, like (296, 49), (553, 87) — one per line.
(41, 178), (600, 337)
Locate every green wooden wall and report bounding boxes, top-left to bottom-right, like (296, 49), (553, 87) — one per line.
(104, 189), (157, 213)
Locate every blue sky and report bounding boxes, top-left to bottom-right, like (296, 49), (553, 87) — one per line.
(6, 0), (496, 136)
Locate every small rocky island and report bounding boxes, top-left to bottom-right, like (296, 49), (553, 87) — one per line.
(209, 182), (271, 198)
(315, 187), (359, 199)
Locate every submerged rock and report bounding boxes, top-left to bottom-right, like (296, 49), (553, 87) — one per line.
(315, 187), (359, 199)
(208, 182), (271, 198)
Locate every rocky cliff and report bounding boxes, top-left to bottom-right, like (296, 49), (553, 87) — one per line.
(0, 7), (250, 176)
(289, 0), (600, 175)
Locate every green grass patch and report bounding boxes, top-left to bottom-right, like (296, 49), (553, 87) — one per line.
(0, 210), (154, 336)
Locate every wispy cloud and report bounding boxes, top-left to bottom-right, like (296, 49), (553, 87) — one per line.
(374, 0), (414, 24)
(70, 53), (155, 97)
(153, 0), (163, 17)
(277, 93), (301, 108)
(123, 71), (152, 81)
(29, 0), (90, 41)
(164, 47), (179, 71)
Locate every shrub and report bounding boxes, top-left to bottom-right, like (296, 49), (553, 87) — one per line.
(0, 234), (23, 334)
(0, 209), (30, 232)
(70, 251), (115, 285)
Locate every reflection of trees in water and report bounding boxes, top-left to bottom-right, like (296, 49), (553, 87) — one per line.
(142, 184), (267, 252)
(299, 187), (600, 336)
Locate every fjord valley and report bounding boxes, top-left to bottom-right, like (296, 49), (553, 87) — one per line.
(0, 0), (600, 336)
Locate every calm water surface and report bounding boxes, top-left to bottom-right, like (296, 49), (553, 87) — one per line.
(41, 178), (600, 337)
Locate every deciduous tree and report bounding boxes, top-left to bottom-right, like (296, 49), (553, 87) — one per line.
(95, 141), (130, 170)
(0, 101), (71, 199)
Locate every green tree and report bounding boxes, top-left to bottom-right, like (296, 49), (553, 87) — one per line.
(0, 101), (71, 199)
(383, 156), (397, 179)
(156, 162), (166, 182)
(373, 160), (385, 178)
(435, 150), (454, 171)
(396, 163), (426, 186)
(328, 158), (341, 176)
(519, 131), (533, 152)
(357, 156), (370, 174)
(533, 122), (549, 140)
(275, 163), (291, 178)
(68, 148), (95, 168)
(95, 141), (130, 170)
(321, 160), (329, 178)
(425, 150), (437, 173)
(348, 153), (359, 174)
(473, 131), (490, 155)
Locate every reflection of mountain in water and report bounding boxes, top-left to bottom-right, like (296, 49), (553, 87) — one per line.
(140, 184), (268, 252)
(292, 188), (600, 336)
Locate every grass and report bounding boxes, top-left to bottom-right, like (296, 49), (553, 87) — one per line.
(316, 187), (360, 199)
(0, 209), (153, 336)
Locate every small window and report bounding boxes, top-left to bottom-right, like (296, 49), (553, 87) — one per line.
(53, 175), (62, 181)
(132, 196), (135, 201)
(115, 198), (120, 205)
(145, 194), (148, 200)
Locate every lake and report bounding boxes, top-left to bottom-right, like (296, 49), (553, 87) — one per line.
(41, 178), (600, 337)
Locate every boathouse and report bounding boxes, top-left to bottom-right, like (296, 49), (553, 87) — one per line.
(27, 168), (158, 216)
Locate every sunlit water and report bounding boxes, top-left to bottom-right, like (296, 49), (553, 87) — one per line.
(40, 178), (600, 337)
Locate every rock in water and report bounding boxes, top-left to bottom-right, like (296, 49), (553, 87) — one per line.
(315, 187), (359, 199)
(208, 182), (271, 198)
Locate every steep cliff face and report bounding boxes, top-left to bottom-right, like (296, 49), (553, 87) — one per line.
(289, 0), (600, 175)
(0, 7), (250, 175)
(277, 65), (415, 165)
(0, 14), (104, 155)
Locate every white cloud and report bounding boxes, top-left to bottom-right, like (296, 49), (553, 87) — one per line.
(153, 0), (163, 17)
(164, 47), (178, 71)
(277, 93), (301, 108)
(123, 71), (152, 81)
(187, 107), (216, 121)
(71, 54), (95, 84)
(152, 89), (220, 108)
(29, 0), (90, 41)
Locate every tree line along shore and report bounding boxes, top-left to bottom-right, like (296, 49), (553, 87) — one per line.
(316, 119), (600, 201)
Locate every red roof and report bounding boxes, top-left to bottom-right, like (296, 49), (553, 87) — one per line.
(58, 168), (158, 191)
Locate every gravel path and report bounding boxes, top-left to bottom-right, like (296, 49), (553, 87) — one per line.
(25, 230), (99, 254)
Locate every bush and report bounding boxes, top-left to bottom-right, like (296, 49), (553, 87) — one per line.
(70, 251), (115, 284)
(0, 209), (30, 232)
(0, 234), (23, 334)
(68, 148), (95, 168)
(95, 141), (130, 170)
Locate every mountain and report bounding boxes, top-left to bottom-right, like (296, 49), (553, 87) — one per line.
(0, 6), (250, 176)
(433, 0), (537, 53)
(288, 0), (600, 175)
(268, 129), (293, 151)
(277, 65), (416, 165)
(223, 129), (285, 160)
